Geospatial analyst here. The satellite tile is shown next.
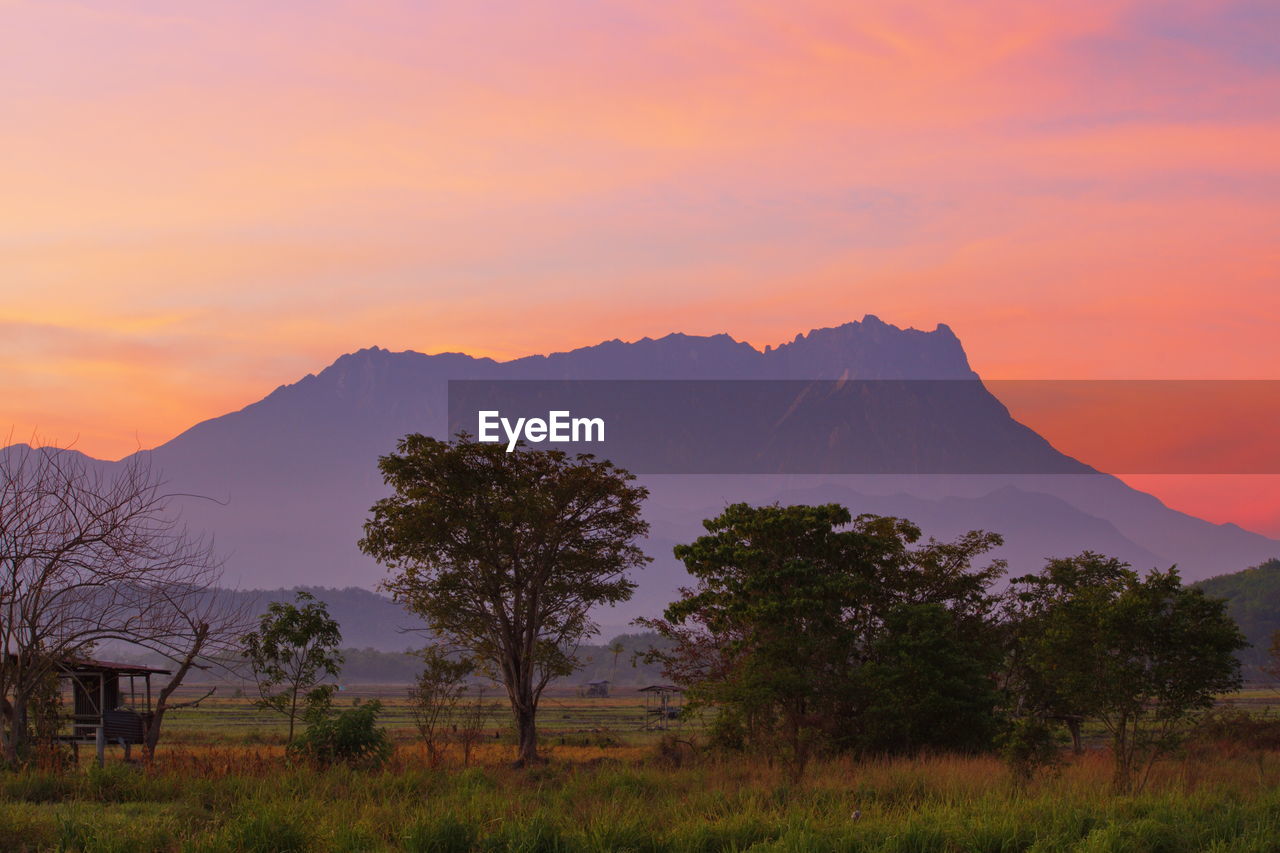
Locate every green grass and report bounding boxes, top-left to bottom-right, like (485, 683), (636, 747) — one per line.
(5, 749), (1280, 852)
(7, 691), (1280, 851)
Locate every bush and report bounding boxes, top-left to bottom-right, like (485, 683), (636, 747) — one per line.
(288, 700), (393, 769)
(1000, 717), (1063, 784)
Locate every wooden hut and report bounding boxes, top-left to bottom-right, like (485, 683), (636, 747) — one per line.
(638, 684), (683, 730)
(59, 658), (170, 765)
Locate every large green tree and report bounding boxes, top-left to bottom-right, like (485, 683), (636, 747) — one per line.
(1006, 553), (1246, 792)
(641, 503), (1004, 777)
(359, 434), (649, 766)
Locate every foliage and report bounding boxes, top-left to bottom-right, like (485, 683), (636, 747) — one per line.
(999, 716), (1064, 785)
(1002, 552), (1135, 754)
(1006, 553), (1247, 792)
(408, 645), (474, 765)
(1195, 558), (1280, 671)
(641, 502), (1005, 778)
(360, 433), (650, 765)
(287, 699), (392, 768)
(241, 591), (344, 744)
(858, 603), (1002, 755)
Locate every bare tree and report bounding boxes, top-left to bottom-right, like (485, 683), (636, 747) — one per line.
(135, 580), (250, 761)
(0, 440), (243, 764)
(407, 644), (473, 766)
(458, 686), (488, 767)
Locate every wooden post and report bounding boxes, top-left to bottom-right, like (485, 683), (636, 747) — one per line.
(95, 674), (106, 767)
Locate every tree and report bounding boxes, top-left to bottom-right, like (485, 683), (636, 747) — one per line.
(140, 582), (249, 761)
(457, 685), (488, 767)
(360, 434), (649, 766)
(0, 441), (238, 764)
(608, 639), (625, 685)
(640, 503), (1004, 778)
(1003, 552), (1134, 754)
(241, 591), (343, 744)
(859, 603), (1002, 755)
(408, 644), (473, 765)
(1006, 553), (1246, 792)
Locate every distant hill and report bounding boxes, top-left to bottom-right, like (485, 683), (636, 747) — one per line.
(1196, 559), (1280, 674)
(223, 586), (428, 651)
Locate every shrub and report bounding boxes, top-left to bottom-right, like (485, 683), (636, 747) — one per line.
(999, 717), (1063, 784)
(288, 700), (393, 769)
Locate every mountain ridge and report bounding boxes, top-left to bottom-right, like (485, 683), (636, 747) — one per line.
(6, 316), (1276, 618)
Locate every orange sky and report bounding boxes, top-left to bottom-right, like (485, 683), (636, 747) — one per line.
(3, 1), (1279, 533)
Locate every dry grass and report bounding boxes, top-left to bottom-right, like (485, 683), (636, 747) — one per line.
(7, 693), (1280, 851)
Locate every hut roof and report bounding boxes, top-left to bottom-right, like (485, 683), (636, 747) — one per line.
(60, 657), (171, 676)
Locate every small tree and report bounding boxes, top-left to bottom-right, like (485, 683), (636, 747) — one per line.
(458, 686), (488, 767)
(408, 645), (473, 765)
(241, 591), (344, 744)
(360, 434), (649, 766)
(608, 640), (626, 684)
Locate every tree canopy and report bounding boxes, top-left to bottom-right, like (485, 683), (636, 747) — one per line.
(1006, 553), (1246, 791)
(641, 502), (1005, 777)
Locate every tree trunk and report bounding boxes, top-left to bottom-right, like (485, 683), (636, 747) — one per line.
(1, 694), (21, 764)
(143, 623), (209, 762)
(513, 702), (540, 766)
(1110, 718), (1133, 794)
(6, 694), (29, 764)
(1066, 717), (1084, 755)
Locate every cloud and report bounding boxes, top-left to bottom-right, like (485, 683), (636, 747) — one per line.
(1, 0), (1277, 470)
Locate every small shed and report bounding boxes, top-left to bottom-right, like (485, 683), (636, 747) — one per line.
(638, 684), (683, 730)
(59, 658), (171, 765)
(584, 680), (611, 698)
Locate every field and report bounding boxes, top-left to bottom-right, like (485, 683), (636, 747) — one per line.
(4, 686), (1280, 852)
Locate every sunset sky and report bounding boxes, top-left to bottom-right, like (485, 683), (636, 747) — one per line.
(3, 1), (1278, 531)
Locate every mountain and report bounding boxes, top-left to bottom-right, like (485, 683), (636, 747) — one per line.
(9, 316), (1277, 624)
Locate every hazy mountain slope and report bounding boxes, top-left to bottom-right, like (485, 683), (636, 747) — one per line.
(8, 317), (1276, 609)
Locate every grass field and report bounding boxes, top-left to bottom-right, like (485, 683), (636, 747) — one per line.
(4, 686), (1280, 852)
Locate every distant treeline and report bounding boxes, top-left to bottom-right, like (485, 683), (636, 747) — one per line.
(327, 633), (671, 687)
(1196, 558), (1280, 674)
(173, 632), (672, 688)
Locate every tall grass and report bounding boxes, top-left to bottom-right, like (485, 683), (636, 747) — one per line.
(3, 746), (1280, 851)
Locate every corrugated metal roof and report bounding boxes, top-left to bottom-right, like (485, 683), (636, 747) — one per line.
(60, 657), (171, 675)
